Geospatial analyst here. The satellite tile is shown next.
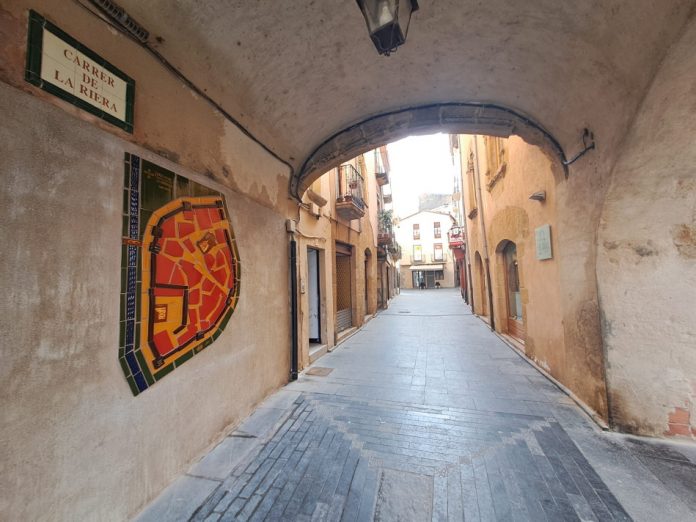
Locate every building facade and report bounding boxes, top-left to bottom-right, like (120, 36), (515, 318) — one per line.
(295, 146), (399, 367)
(396, 208), (456, 289)
(454, 133), (567, 391)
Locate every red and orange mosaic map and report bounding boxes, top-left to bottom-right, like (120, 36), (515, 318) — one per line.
(142, 197), (240, 371)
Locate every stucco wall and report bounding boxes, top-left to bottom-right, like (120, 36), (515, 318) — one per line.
(0, 83), (291, 520)
(484, 137), (565, 375)
(598, 18), (696, 438)
(461, 136), (565, 379)
(0, 3), (293, 518)
(297, 175), (335, 367)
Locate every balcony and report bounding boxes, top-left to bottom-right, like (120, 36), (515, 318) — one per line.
(388, 241), (402, 260)
(448, 226), (466, 248)
(335, 165), (366, 221)
(377, 227), (395, 246)
(375, 170), (390, 186)
(382, 193), (392, 204)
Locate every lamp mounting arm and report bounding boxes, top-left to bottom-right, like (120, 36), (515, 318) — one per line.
(563, 128), (596, 167)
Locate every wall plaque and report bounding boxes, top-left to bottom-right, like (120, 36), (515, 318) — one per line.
(535, 224), (553, 260)
(25, 10), (135, 132)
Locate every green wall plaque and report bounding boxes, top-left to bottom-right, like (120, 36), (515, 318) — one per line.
(535, 224), (553, 260)
(25, 10), (135, 133)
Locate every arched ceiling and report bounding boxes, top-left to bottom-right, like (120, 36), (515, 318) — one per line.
(116, 0), (695, 177)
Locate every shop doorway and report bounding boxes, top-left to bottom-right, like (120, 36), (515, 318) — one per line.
(364, 248), (371, 315)
(503, 242), (525, 340)
(335, 243), (353, 332)
(307, 248), (321, 343)
(474, 252), (488, 316)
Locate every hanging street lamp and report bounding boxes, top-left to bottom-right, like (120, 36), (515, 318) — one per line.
(355, 0), (419, 56)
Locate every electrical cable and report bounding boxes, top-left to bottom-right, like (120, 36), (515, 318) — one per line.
(71, 0), (295, 178)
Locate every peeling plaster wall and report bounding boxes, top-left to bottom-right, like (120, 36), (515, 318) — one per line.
(0, 4), (292, 520)
(598, 17), (696, 439)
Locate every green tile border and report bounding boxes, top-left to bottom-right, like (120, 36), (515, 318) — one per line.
(153, 363), (174, 381)
(125, 375), (139, 395)
(135, 350), (155, 386)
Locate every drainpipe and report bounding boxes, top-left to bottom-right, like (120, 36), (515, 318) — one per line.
(459, 211), (473, 307)
(466, 260), (474, 307)
(289, 237), (299, 381)
(472, 136), (496, 331)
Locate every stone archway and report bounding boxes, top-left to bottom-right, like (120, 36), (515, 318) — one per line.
(290, 103), (570, 200)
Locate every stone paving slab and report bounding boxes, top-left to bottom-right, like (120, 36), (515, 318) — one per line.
(135, 289), (696, 521)
(135, 475), (219, 522)
(189, 436), (259, 481)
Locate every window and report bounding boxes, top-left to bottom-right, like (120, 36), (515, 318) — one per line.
(504, 242), (522, 320)
(435, 270), (444, 280)
(434, 221), (441, 238)
(484, 137), (508, 190)
(466, 150), (477, 218)
(413, 224), (420, 240)
(484, 137), (506, 175)
(413, 245), (422, 262)
(434, 243), (444, 262)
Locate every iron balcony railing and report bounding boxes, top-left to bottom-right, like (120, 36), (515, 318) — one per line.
(377, 223), (394, 245)
(375, 169), (389, 185)
(337, 164), (365, 210)
(388, 241), (402, 260)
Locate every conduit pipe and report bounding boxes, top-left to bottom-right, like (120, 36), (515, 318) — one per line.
(289, 237), (299, 381)
(454, 140), (473, 307)
(472, 136), (495, 331)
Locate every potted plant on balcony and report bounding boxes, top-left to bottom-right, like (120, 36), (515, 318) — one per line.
(378, 209), (393, 231)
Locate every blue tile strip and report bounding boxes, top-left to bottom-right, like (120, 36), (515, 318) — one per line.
(123, 154), (147, 392)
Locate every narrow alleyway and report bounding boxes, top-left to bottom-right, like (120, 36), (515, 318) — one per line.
(137, 290), (696, 522)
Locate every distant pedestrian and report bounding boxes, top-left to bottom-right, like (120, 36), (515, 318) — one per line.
(419, 281), (425, 290)
(435, 282), (441, 289)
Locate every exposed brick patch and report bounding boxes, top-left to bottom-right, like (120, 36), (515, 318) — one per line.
(664, 407), (693, 438)
(672, 224), (696, 258)
(669, 407), (690, 425)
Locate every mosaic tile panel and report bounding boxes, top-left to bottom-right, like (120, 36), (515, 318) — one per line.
(119, 154), (241, 395)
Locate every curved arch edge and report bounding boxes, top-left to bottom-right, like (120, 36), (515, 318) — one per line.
(290, 102), (570, 200)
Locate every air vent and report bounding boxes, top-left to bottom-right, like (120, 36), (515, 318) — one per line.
(90, 0), (149, 43)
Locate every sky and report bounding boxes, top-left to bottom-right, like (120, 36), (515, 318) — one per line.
(386, 133), (459, 218)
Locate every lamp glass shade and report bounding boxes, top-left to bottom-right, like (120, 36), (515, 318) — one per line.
(357, 0), (417, 55)
(362, 0), (398, 32)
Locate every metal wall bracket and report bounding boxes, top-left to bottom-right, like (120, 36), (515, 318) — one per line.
(563, 128), (596, 168)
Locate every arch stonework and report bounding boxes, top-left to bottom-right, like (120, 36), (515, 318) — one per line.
(473, 251), (488, 318)
(290, 103), (570, 200)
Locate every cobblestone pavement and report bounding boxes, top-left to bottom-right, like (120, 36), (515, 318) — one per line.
(136, 290), (696, 522)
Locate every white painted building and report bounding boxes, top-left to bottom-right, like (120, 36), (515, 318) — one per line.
(395, 207), (457, 289)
